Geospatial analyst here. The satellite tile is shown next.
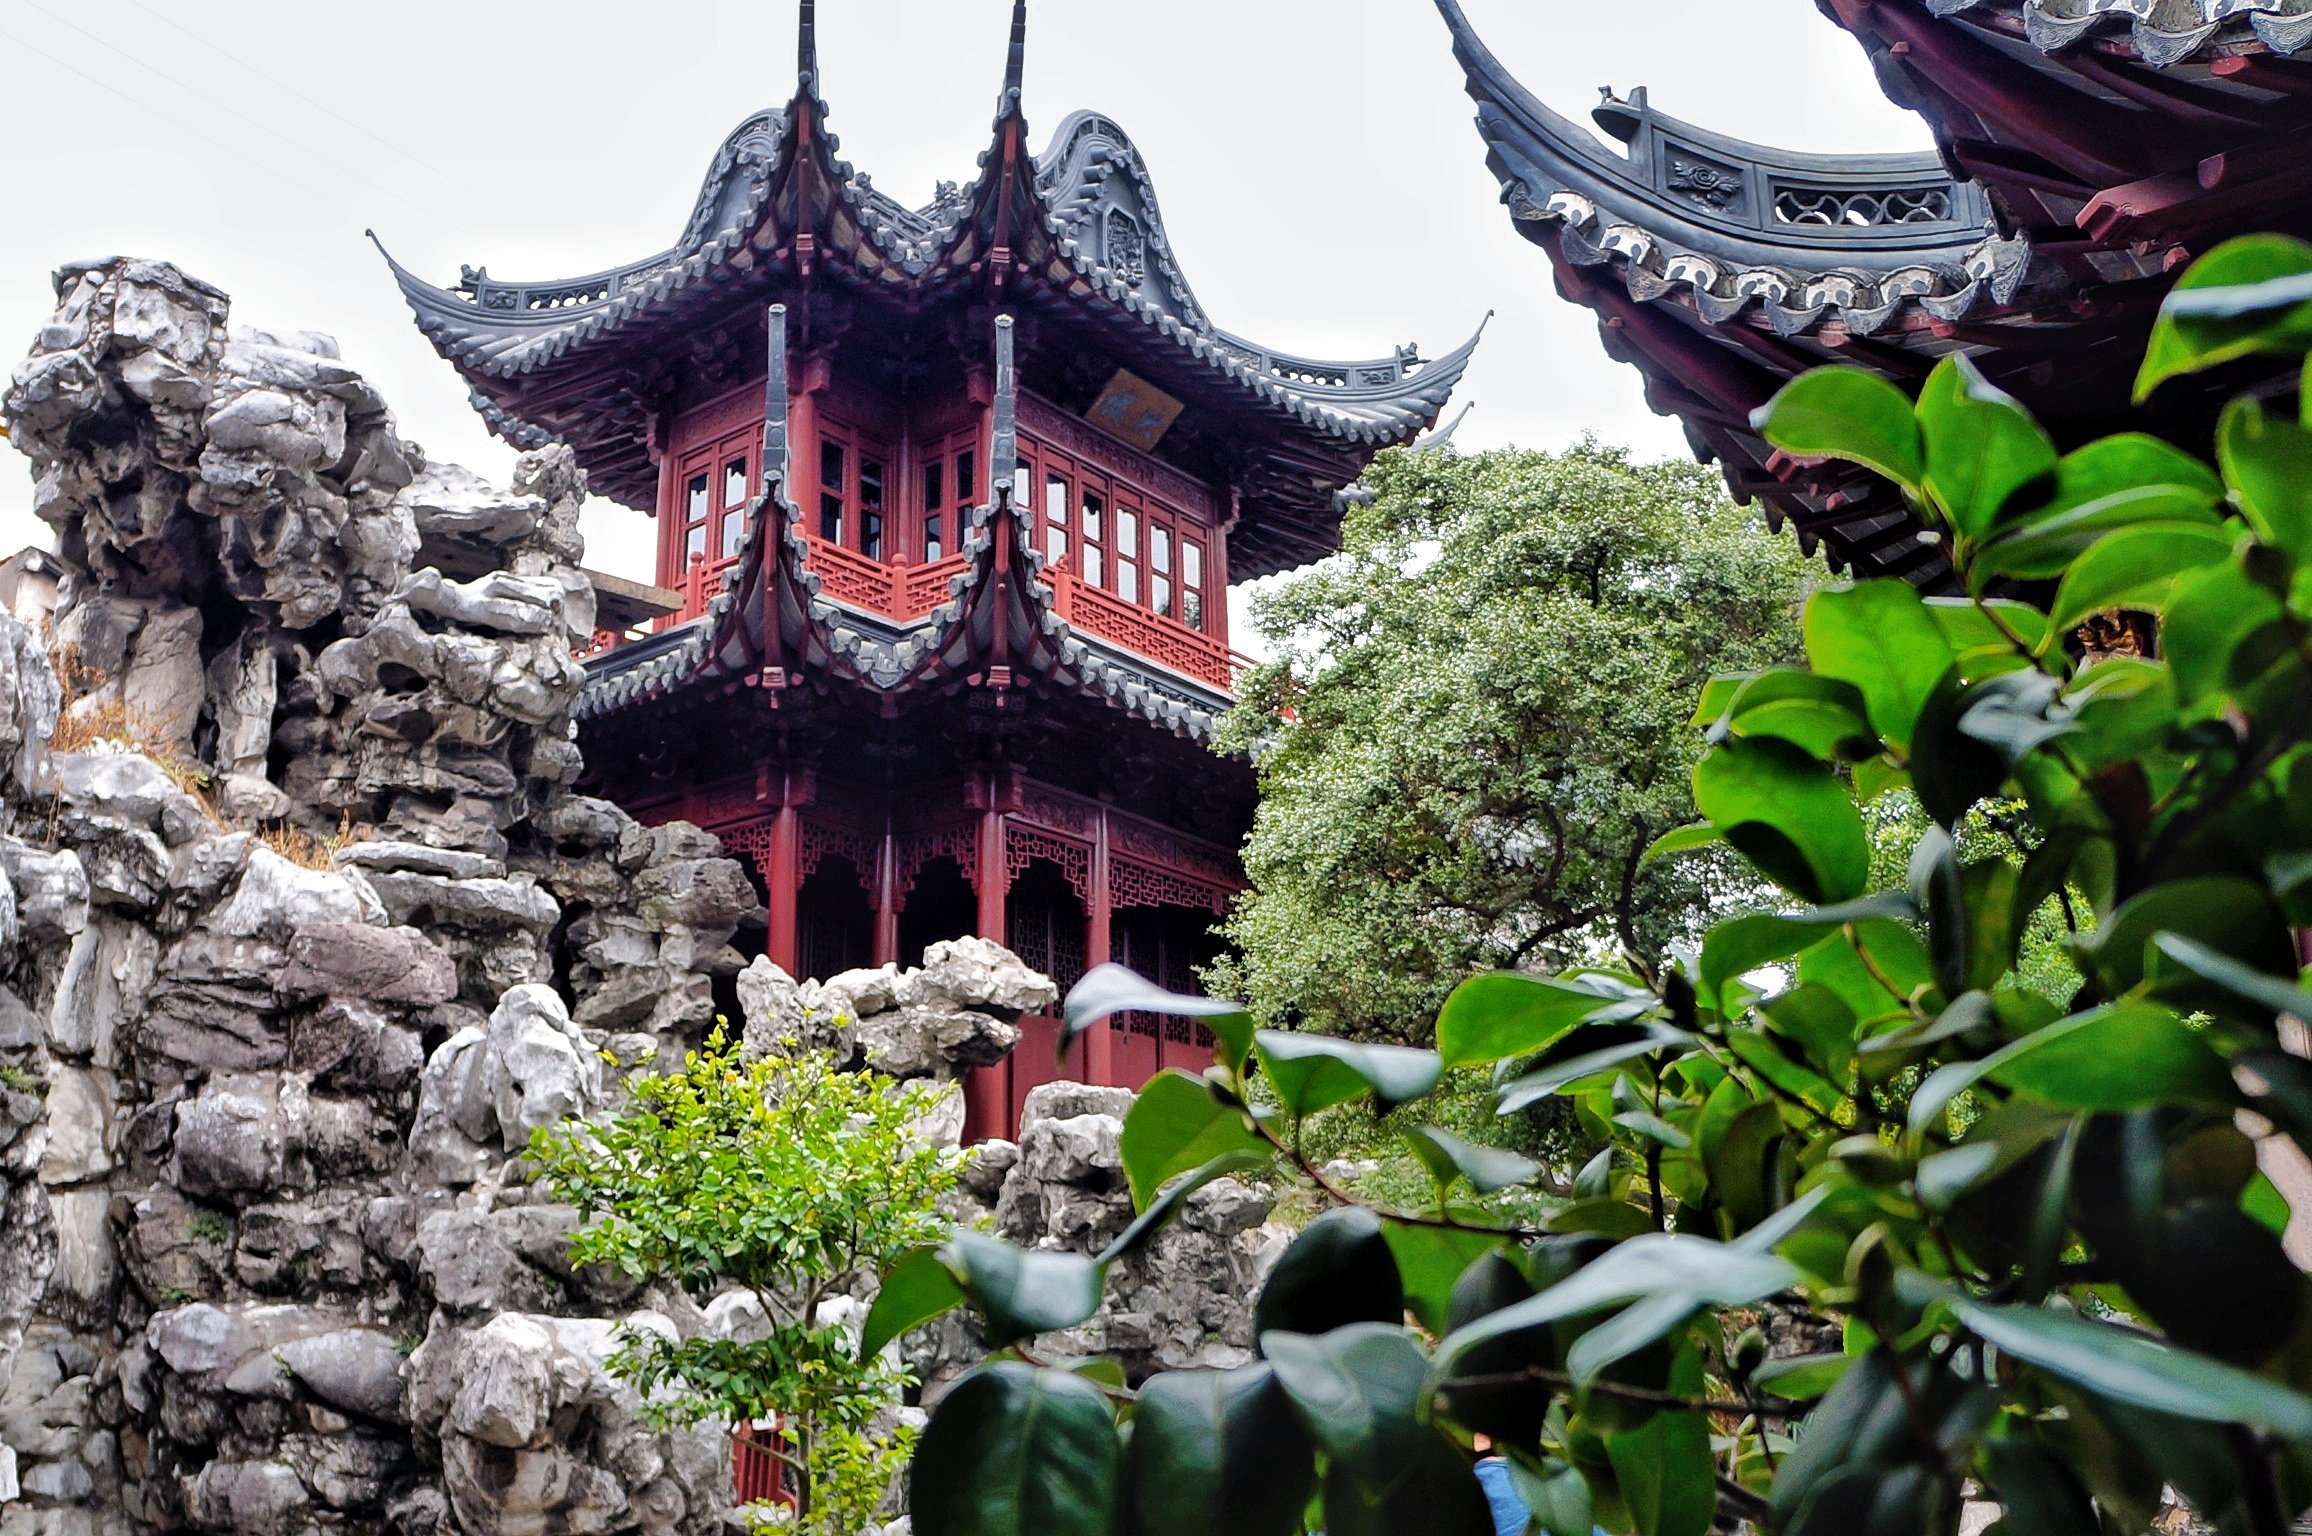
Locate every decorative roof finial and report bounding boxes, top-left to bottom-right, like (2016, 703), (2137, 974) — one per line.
(799, 0), (819, 90)
(991, 314), (1018, 496)
(1002, 0), (1027, 106)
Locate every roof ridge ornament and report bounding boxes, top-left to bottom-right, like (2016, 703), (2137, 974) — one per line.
(799, 0), (819, 92)
(1002, 0), (1027, 109)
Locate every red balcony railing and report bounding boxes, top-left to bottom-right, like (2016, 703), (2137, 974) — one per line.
(1037, 566), (1244, 693)
(580, 540), (1247, 695)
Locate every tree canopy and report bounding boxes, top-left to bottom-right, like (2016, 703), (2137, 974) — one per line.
(1211, 442), (1813, 1043)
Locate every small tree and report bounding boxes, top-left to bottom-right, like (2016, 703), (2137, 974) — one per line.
(877, 234), (2312, 1536)
(529, 1033), (959, 1534)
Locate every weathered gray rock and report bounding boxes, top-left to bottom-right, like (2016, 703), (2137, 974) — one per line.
(279, 922), (457, 1005)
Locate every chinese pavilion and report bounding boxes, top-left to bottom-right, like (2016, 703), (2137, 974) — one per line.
(379, 1), (1476, 1133)
(1436, 0), (2312, 590)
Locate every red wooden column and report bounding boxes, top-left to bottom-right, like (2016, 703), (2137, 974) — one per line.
(1084, 804), (1115, 1085)
(964, 770), (1012, 1140)
(763, 768), (815, 975)
(872, 829), (900, 967)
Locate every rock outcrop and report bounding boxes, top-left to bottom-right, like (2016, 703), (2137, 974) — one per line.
(0, 257), (1271, 1536)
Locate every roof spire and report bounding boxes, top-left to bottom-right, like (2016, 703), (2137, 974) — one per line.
(799, 0), (819, 91)
(1002, 0), (1026, 106)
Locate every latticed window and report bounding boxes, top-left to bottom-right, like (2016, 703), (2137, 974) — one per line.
(814, 422), (890, 559)
(1006, 862), (1086, 995)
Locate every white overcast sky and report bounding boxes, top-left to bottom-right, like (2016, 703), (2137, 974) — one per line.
(0, 0), (1927, 588)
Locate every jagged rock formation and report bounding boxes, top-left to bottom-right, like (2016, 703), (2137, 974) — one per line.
(0, 258), (1270, 1536)
(0, 257), (766, 1536)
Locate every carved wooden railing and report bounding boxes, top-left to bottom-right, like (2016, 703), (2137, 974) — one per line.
(583, 541), (1244, 696)
(1037, 566), (1239, 692)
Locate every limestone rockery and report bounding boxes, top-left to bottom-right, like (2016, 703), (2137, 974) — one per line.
(0, 258), (1277, 1536)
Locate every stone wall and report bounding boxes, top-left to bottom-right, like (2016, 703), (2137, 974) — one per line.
(0, 259), (1274, 1536)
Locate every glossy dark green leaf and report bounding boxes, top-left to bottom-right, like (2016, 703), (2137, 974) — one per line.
(2219, 394), (2312, 559)
(1707, 668), (1879, 760)
(1979, 1433), (2100, 1536)
(1254, 1208), (1404, 1343)
(1382, 1221), (1509, 1335)
(1927, 596), (2049, 678)
(1431, 1220), (1808, 1387)
(1096, 1149), (1271, 1266)
(2137, 233), (2312, 399)
(939, 1229), (1105, 1347)
(1118, 1069), (1268, 1209)
(1606, 1345), (1717, 1536)
(1124, 1364), (1314, 1536)
(1910, 666), (2010, 827)
(1402, 1125), (1543, 1197)
(1548, 1197), (1655, 1240)
(862, 1245), (965, 1360)
(1753, 1352), (1854, 1401)
(1975, 483), (2228, 581)
(1949, 1295), (2312, 1439)
(912, 1363), (1122, 1536)
(1692, 735), (1871, 905)
(2162, 557), (2286, 708)
(1697, 893), (1917, 1011)
(1496, 1024), (1693, 1115)
(1255, 1030), (1442, 1117)
(1063, 963), (1253, 1070)
(1987, 1001), (2234, 1114)
(1317, 1438), (1496, 1536)
(1762, 983), (1859, 1084)
(1507, 1459), (1597, 1536)
(1640, 822), (1721, 865)
(1917, 353), (2058, 537)
(1803, 580), (1956, 752)
(1263, 1322), (1432, 1470)
(2074, 876), (2295, 997)
(2046, 522), (2234, 636)
(1436, 971), (1639, 1068)
(1750, 366), (1926, 489)
(2147, 931), (2312, 1027)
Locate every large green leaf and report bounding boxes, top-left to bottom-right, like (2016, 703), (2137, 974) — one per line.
(1750, 366), (1926, 489)
(861, 1246), (965, 1359)
(939, 1229), (1105, 1347)
(1976, 484), (2228, 581)
(2073, 876), (2294, 997)
(2218, 395), (2312, 559)
(2147, 932), (2312, 1027)
(1436, 971), (1632, 1068)
(1606, 1345), (1718, 1536)
(1692, 735), (1871, 905)
(1255, 1208), (1405, 1342)
(1382, 1221), (1509, 1335)
(1264, 1322), (1434, 1471)
(1917, 353), (2058, 536)
(1803, 581), (1955, 752)
(1927, 596), (2050, 679)
(1698, 893), (1917, 1010)
(2045, 523), (2235, 636)
(1118, 1070), (1269, 1209)
(1706, 668), (1879, 761)
(1495, 1023), (1694, 1114)
(1911, 1001), (2236, 1133)
(1124, 1365), (1314, 1536)
(912, 1363), (1122, 1536)
(1430, 1215), (1811, 1388)
(2138, 234), (2312, 399)
(1063, 963), (1253, 1070)
(1948, 1295), (2312, 1439)
(2160, 557), (2286, 708)
(1255, 1030), (1442, 1117)
(1403, 1125), (1544, 1197)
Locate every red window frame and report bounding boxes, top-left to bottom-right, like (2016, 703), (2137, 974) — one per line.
(1017, 433), (1217, 636)
(813, 418), (893, 561)
(666, 424), (760, 591)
